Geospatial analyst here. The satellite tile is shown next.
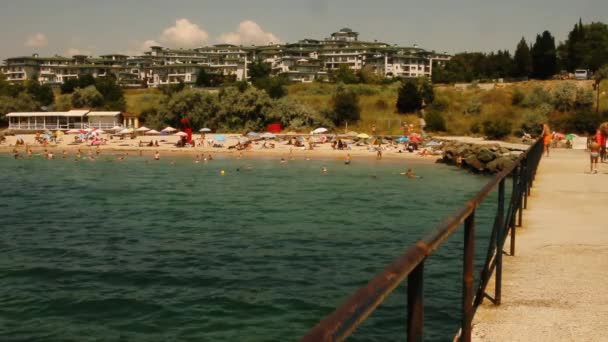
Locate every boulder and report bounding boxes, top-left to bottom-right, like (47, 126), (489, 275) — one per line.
(477, 148), (497, 163)
(465, 155), (485, 171)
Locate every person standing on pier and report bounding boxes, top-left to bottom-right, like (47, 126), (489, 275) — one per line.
(542, 123), (552, 157)
(589, 137), (600, 173)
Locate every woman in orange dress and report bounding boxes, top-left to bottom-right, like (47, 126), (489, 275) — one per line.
(542, 123), (552, 157)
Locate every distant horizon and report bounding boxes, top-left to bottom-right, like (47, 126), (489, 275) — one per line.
(1, 0), (607, 61)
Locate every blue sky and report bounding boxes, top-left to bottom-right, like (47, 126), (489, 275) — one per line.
(1, 0), (607, 60)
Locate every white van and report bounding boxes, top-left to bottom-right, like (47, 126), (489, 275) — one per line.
(574, 69), (590, 80)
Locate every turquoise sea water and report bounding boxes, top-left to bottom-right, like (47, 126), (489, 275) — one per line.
(0, 153), (500, 341)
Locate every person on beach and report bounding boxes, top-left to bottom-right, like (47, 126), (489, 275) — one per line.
(27, 149), (33, 157)
(154, 151), (160, 160)
(589, 137), (600, 173)
(595, 129), (606, 163)
(12, 149), (20, 159)
(62, 150), (68, 159)
(542, 123), (552, 157)
(47, 151), (54, 159)
(43, 149), (49, 159)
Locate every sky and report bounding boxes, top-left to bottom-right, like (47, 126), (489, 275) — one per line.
(1, 0), (607, 60)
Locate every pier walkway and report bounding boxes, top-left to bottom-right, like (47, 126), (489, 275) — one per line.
(473, 149), (608, 341)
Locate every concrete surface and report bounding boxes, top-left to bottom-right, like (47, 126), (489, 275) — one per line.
(472, 149), (608, 341)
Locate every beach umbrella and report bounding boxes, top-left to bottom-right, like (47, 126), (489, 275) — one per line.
(238, 137), (250, 144)
(174, 131), (188, 137)
(409, 133), (422, 143)
(135, 126), (151, 132)
(119, 129), (132, 135)
(41, 134), (52, 140)
(110, 126), (122, 131)
(357, 133), (370, 139)
(145, 129), (160, 135)
(214, 134), (226, 142)
(162, 126), (177, 133)
(247, 132), (260, 137)
(312, 127), (328, 134)
(554, 132), (566, 139)
(345, 131), (358, 137)
(426, 141), (442, 147)
(396, 136), (409, 143)
(566, 133), (576, 140)
(260, 133), (276, 139)
(199, 128), (212, 132)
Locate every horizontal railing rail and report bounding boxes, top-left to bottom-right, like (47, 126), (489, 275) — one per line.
(301, 138), (544, 342)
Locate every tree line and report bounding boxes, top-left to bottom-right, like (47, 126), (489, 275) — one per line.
(433, 19), (608, 83)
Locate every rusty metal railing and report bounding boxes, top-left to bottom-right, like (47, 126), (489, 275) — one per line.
(301, 138), (545, 342)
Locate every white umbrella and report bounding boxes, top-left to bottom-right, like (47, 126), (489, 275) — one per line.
(110, 126), (122, 131)
(162, 126), (177, 133)
(199, 128), (211, 132)
(92, 129), (106, 134)
(119, 129), (133, 135)
(312, 127), (328, 134)
(145, 130), (160, 135)
(260, 133), (276, 139)
(174, 131), (188, 137)
(135, 126), (151, 132)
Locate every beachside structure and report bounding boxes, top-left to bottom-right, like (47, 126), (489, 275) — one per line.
(5, 110), (121, 131)
(0, 28), (451, 85)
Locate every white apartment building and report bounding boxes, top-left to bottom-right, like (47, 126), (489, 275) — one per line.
(1, 28), (451, 86)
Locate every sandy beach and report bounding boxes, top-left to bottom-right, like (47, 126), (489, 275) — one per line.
(0, 133), (440, 163)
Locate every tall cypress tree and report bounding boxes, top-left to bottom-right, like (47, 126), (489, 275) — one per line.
(513, 37), (532, 78)
(531, 31), (557, 79)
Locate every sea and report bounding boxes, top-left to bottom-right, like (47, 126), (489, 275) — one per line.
(0, 152), (502, 341)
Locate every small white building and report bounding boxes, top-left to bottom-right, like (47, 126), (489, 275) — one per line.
(5, 110), (122, 130)
(86, 111), (122, 129)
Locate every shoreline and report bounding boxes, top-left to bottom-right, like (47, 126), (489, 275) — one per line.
(0, 134), (440, 164)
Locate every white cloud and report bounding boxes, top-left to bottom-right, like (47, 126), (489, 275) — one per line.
(25, 33), (48, 48)
(218, 20), (281, 46)
(65, 47), (92, 56)
(159, 19), (209, 47)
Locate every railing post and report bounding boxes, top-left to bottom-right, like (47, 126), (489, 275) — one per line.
(510, 166), (518, 256)
(495, 179), (505, 305)
(407, 262), (425, 342)
(461, 212), (475, 342)
(522, 158), (529, 210)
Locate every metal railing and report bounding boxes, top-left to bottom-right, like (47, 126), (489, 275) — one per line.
(301, 138), (545, 342)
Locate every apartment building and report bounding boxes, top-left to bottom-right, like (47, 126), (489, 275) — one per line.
(1, 28), (450, 86)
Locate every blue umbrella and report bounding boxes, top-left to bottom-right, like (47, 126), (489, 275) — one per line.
(396, 136), (409, 143)
(215, 134), (226, 142)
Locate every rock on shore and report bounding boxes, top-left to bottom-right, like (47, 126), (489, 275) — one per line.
(437, 141), (524, 174)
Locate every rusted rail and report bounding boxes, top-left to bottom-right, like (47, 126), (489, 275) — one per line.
(301, 138), (544, 342)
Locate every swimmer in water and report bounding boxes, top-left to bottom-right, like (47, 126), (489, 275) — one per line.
(117, 155), (125, 161)
(62, 150), (68, 158)
(195, 155), (201, 164)
(47, 151), (54, 159)
(403, 168), (420, 179)
(154, 151), (160, 160)
(321, 166), (328, 173)
(27, 149), (33, 157)
(208, 154), (213, 161)
(280, 157), (287, 163)
(345, 153), (351, 165)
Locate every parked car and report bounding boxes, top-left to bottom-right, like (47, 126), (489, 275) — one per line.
(574, 69), (591, 80)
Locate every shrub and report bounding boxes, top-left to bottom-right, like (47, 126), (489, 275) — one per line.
(522, 86), (552, 108)
(375, 98), (389, 111)
(520, 111), (548, 136)
(552, 82), (577, 111)
(72, 86), (104, 108)
(482, 117), (513, 139)
(575, 87), (594, 109)
(512, 87), (525, 105)
(424, 110), (446, 132)
(470, 120), (481, 134)
(464, 98), (482, 115)
(430, 95), (449, 111)
(571, 110), (603, 134)
(329, 84), (361, 125)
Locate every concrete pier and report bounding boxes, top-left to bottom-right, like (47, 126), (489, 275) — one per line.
(473, 149), (608, 341)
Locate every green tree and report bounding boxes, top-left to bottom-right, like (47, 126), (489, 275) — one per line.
(248, 61), (272, 85)
(216, 86), (273, 131)
(0, 93), (39, 125)
(513, 37), (532, 78)
(25, 80), (54, 107)
(162, 88), (218, 129)
(483, 117), (513, 139)
(330, 65), (359, 84)
(52, 94), (72, 111)
(71, 86), (104, 108)
(328, 84), (361, 125)
(531, 31), (557, 79)
(396, 80), (422, 113)
(78, 74), (96, 89)
(418, 77), (435, 105)
(357, 65), (381, 84)
(195, 68), (212, 87)
(593, 65), (608, 113)
(95, 77), (126, 111)
(552, 82), (578, 111)
(61, 78), (80, 94)
(424, 111), (446, 132)
(267, 98), (333, 130)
